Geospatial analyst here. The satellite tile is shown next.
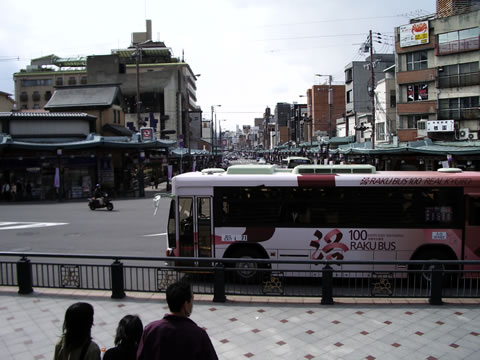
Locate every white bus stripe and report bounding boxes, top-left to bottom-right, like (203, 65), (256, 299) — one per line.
(0, 222), (68, 230)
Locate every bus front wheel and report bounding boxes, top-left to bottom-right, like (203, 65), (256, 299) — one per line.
(229, 248), (269, 283)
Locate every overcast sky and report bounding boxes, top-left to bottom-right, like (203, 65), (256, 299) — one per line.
(1, 0), (436, 130)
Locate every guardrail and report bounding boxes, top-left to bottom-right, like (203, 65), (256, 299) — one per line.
(1, 252), (479, 305)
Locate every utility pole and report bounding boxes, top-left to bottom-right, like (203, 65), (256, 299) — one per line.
(135, 44), (142, 131)
(369, 30), (376, 150)
(327, 75), (333, 139)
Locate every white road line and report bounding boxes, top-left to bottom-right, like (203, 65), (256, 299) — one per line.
(0, 222), (69, 230)
(143, 233), (167, 237)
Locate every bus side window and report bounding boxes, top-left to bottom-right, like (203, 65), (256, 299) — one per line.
(469, 197), (480, 226)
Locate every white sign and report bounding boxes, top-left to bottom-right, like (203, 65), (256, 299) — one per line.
(432, 232), (447, 241)
(222, 234), (248, 242)
(400, 21), (429, 48)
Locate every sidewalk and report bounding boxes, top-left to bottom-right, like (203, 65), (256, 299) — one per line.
(1, 286), (479, 359)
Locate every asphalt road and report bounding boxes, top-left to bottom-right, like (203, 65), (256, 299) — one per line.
(0, 192), (170, 257)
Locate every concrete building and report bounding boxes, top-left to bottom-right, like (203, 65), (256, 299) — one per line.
(374, 65), (397, 144)
(344, 54), (395, 140)
(13, 20), (200, 148)
(274, 102), (291, 145)
(394, 1), (479, 143)
(0, 91), (15, 112)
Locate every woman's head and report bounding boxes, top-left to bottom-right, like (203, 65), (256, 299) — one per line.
(62, 302), (94, 348)
(114, 315), (143, 348)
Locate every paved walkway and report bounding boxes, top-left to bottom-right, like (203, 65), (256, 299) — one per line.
(1, 286), (480, 360)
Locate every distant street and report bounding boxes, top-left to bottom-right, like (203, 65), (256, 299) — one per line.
(0, 192), (170, 257)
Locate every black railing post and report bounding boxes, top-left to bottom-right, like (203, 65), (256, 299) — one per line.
(111, 260), (125, 299)
(17, 257), (33, 294)
(429, 264), (443, 305)
(321, 264), (334, 305)
(213, 263), (226, 303)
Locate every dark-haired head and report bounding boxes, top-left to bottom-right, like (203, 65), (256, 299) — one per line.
(114, 315), (143, 349)
(166, 281), (192, 313)
(62, 302), (94, 349)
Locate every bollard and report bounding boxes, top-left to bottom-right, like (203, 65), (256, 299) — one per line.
(17, 257), (33, 294)
(321, 264), (334, 305)
(213, 263), (226, 303)
(429, 264), (443, 305)
(111, 260), (126, 299)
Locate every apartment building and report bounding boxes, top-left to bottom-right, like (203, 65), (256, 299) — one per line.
(343, 54), (395, 140)
(394, 1), (479, 142)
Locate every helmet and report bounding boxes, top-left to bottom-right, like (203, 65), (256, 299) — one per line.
(96, 184), (100, 188)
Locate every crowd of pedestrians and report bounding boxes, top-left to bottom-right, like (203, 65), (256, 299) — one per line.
(53, 281), (217, 360)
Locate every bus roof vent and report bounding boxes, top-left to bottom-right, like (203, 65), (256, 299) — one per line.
(437, 167), (462, 173)
(226, 164), (277, 175)
(201, 168), (225, 175)
(293, 164), (376, 174)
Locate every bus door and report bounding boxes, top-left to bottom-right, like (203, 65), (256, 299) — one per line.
(177, 196), (213, 260)
(464, 195), (480, 267)
(195, 197), (214, 259)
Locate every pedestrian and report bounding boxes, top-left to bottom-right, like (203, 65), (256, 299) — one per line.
(137, 281), (218, 360)
(54, 302), (101, 360)
(103, 315), (143, 360)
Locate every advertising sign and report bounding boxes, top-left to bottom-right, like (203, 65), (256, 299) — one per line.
(400, 21), (429, 48)
(140, 127), (154, 141)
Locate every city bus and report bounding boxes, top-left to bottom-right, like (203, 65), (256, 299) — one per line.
(164, 164), (480, 280)
(281, 156), (313, 168)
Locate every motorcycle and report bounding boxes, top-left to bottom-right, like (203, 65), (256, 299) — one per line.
(88, 194), (114, 211)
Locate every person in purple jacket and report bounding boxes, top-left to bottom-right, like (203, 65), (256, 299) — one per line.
(136, 281), (218, 360)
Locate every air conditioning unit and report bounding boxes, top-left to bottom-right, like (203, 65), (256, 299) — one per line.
(459, 128), (469, 140)
(427, 120), (455, 132)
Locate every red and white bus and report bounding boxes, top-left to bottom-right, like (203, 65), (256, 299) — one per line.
(164, 164), (480, 279)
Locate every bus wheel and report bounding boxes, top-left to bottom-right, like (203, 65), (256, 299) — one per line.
(410, 248), (458, 285)
(230, 248), (268, 283)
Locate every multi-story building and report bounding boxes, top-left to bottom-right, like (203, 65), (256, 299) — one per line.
(344, 54), (395, 140)
(394, 1), (479, 143)
(13, 20), (200, 148)
(374, 65), (397, 144)
(0, 91), (15, 111)
(305, 84), (345, 141)
(289, 103), (307, 144)
(274, 102), (291, 145)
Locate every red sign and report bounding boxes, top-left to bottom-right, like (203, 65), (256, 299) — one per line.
(140, 127), (154, 141)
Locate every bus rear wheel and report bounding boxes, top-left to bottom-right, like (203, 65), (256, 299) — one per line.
(410, 248), (458, 285)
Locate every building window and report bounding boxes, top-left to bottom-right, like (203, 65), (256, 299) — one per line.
(32, 91), (41, 102)
(44, 91), (52, 101)
(56, 77), (64, 86)
(437, 27), (479, 55)
(346, 90), (353, 104)
(21, 79), (52, 87)
(439, 96), (480, 120)
(403, 114), (429, 129)
(345, 68), (353, 83)
(390, 90), (396, 107)
(33, 104), (40, 109)
(438, 62), (479, 88)
(20, 91), (28, 102)
(407, 83), (428, 102)
(406, 51), (428, 71)
(68, 77), (77, 85)
(376, 122), (386, 141)
(80, 76), (87, 85)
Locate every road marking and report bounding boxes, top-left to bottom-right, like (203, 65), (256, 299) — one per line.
(0, 222), (69, 230)
(143, 232), (167, 237)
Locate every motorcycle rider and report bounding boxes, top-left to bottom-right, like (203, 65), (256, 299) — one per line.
(93, 184), (105, 205)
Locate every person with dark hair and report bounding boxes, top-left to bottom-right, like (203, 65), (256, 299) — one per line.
(137, 281), (218, 360)
(103, 315), (143, 360)
(54, 302), (101, 360)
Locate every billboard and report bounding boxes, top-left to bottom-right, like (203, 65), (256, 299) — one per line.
(400, 21), (429, 48)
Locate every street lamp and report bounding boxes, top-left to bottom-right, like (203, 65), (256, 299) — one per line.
(315, 74), (333, 139)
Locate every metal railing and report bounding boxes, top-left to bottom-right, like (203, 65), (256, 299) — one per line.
(1, 252), (479, 305)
